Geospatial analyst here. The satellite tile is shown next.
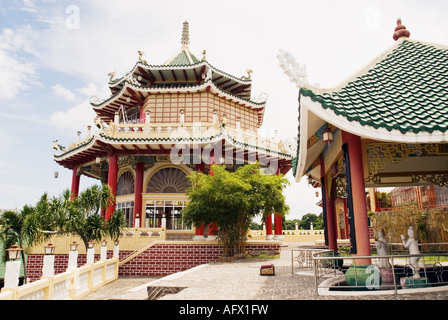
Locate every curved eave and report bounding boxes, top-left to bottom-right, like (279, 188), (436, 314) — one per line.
(108, 60), (253, 100)
(53, 137), (105, 169)
(54, 130), (292, 171)
(295, 95), (448, 181)
(93, 79), (266, 125)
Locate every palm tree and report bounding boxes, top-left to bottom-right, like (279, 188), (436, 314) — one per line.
(106, 209), (126, 244)
(0, 205), (50, 283)
(65, 184), (114, 250)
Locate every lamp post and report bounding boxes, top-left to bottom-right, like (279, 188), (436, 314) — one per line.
(87, 240), (95, 264)
(68, 241), (79, 270)
(6, 244), (22, 261)
(100, 239), (108, 260)
(42, 243), (56, 277)
(4, 245), (23, 289)
(113, 239), (120, 258)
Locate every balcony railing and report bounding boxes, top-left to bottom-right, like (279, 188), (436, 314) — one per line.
(0, 257), (119, 300)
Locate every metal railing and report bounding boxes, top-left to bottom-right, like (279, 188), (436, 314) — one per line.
(310, 251), (448, 296)
(290, 247), (327, 274)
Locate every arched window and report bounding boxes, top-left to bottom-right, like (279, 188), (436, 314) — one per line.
(117, 171), (135, 196)
(146, 167), (190, 193)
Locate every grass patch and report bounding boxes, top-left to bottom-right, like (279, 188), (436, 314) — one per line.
(246, 251), (280, 260)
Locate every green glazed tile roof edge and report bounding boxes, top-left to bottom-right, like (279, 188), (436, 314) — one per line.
(300, 39), (448, 135)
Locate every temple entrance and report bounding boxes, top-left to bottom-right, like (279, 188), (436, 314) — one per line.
(145, 200), (190, 230)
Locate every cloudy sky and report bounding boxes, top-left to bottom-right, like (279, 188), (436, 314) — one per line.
(1, 0), (447, 220)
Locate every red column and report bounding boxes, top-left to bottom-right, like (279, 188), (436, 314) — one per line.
(274, 214), (283, 238)
(265, 214), (273, 240)
(134, 162), (144, 227)
(428, 185), (437, 207)
(195, 225), (205, 237)
(321, 159), (338, 252)
(273, 169), (284, 240)
(342, 131), (371, 262)
(70, 166), (80, 199)
(106, 154), (118, 220)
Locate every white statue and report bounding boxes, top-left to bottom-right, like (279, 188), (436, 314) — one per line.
(401, 226), (420, 278)
(375, 229), (391, 268)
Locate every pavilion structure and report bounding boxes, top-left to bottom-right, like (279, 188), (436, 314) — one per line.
(53, 21), (292, 240)
(283, 19), (448, 260)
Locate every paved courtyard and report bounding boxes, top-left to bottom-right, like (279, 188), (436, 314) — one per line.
(84, 243), (448, 300)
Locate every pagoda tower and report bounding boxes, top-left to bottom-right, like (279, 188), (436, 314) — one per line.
(53, 21), (292, 239)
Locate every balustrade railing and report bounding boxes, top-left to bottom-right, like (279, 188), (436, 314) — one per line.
(0, 257), (119, 300)
(70, 121), (285, 155)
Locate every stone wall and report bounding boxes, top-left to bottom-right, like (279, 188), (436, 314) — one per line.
(370, 208), (448, 244)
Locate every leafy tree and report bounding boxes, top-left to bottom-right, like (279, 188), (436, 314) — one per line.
(182, 163), (289, 256)
(284, 219), (301, 230)
(298, 213), (324, 230)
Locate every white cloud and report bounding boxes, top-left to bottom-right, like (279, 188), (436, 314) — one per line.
(21, 0), (38, 13)
(0, 50), (36, 100)
(50, 98), (96, 132)
(51, 84), (76, 101)
(0, 26), (39, 100)
(49, 83), (109, 132)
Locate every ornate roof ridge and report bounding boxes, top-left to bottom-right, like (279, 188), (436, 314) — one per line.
(92, 78), (265, 111)
(108, 59), (253, 90)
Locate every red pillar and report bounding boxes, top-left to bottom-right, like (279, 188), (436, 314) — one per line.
(265, 214), (273, 240)
(134, 162), (144, 227)
(70, 166), (80, 199)
(342, 131), (371, 262)
(273, 169), (284, 240)
(321, 159), (338, 252)
(106, 154), (118, 220)
(274, 214), (283, 238)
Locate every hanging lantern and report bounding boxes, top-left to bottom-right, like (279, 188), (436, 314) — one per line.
(322, 127), (334, 146)
(308, 175), (313, 185)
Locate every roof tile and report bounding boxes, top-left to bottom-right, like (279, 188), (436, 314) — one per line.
(300, 40), (448, 134)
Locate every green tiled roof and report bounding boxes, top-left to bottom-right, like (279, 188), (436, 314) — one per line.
(300, 40), (448, 134)
(165, 48), (201, 66)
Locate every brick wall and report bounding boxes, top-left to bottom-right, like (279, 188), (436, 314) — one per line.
(25, 243), (280, 282)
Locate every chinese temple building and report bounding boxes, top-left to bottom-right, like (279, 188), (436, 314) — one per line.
(287, 19), (448, 258)
(53, 21), (292, 240)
